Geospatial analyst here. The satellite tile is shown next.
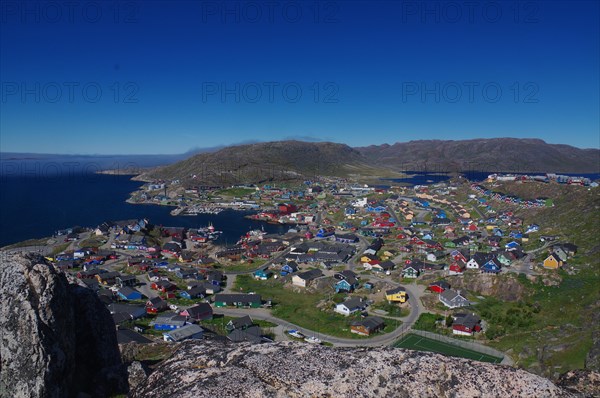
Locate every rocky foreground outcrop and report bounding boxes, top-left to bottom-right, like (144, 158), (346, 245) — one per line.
(0, 253), (127, 397)
(131, 341), (575, 398)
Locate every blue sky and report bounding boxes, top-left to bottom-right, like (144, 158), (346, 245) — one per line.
(1, 0), (598, 154)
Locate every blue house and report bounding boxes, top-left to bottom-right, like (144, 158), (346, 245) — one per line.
(482, 258), (502, 274)
(345, 207), (356, 216)
(505, 241), (521, 250)
(316, 228), (335, 238)
(179, 286), (206, 299)
(253, 268), (272, 280)
(334, 279), (353, 293)
(509, 231), (523, 239)
(152, 313), (187, 331)
(117, 287), (142, 301)
(281, 261), (299, 276)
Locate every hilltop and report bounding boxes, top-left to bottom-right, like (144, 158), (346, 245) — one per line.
(140, 140), (394, 184)
(140, 139), (599, 184)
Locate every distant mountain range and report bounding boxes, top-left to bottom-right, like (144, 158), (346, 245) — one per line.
(356, 138), (600, 174)
(140, 138), (599, 185)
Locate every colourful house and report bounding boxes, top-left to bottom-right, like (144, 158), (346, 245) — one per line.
(543, 253), (563, 269)
(481, 258), (502, 274)
(213, 293), (262, 308)
(335, 279), (355, 293)
(385, 286), (407, 303)
(253, 268), (272, 280)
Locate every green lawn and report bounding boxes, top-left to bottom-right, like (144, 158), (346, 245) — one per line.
(412, 313), (445, 333)
(218, 259), (267, 273)
(216, 187), (256, 197)
(50, 242), (71, 256)
(234, 275), (386, 339)
(394, 333), (503, 364)
(3, 237), (51, 249)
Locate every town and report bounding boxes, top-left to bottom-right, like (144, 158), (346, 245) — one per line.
(4, 171), (591, 365)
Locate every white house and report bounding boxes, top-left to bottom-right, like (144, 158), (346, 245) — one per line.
(439, 289), (470, 309)
(334, 297), (366, 316)
(291, 269), (323, 288)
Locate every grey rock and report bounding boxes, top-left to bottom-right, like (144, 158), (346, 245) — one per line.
(0, 253), (127, 397)
(557, 370), (600, 398)
(127, 361), (149, 390)
(131, 341), (573, 398)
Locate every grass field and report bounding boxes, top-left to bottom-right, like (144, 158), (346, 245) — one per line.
(394, 333), (503, 364)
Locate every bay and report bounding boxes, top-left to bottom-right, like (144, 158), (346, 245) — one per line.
(0, 173), (287, 247)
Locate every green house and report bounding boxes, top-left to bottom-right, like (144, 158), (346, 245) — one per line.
(402, 266), (420, 279)
(214, 293), (262, 308)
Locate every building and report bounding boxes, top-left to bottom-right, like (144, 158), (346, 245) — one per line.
(291, 269), (323, 288)
(385, 287), (407, 303)
(163, 324), (203, 342)
(543, 253), (563, 269)
(335, 297), (366, 316)
(151, 313), (188, 330)
(213, 294), (262, 308)
(428, 280), (450, 293)
(117, 287), (142, 301)
(350, 316), (385, 336)
(452, 313), (481, 336)
(179, 303), (213, 321)
(439, 289), (470, 309)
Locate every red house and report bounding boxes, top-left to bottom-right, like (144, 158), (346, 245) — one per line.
(179, 303), (213, 321)
(278, 203), (297, 214)
(428, 280), (450, 293)
(449, 260), (466, 275)
(151, 280), (177, 293)
(452, 313), (482, 336)
(146, 297), (168, 314)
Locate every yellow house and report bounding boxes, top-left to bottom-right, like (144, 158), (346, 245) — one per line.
(543, 253), (563, 269)
(360, 255), (374, 264)
(385, 287), (407, 303)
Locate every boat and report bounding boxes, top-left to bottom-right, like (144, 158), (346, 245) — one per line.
(287, 329), (305, 339)
(304, 336), (321, 344)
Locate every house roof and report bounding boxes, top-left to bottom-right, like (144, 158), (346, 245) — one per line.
(378, 260), (396, 270)
(107, 303), (146, 317)
(214, 293), (262, 304)
(440, 289), (468, 304)
(227, 325), (263, 343)
(116, 328), (152, 344)
(353, 316), (385, 330)
(186, 286), (206, 296)
(229, 315), (254, 330)
(340, 297), (365, 310)
(453, 313), (481, 329)
(429, 280), (451, 289)
(148, 297), (167, 307)
(386, 286), (406, 295)
(153, 313), (187, 326)
(164, 324), (203, 342)
(297, 269), (323, 281)
(184, 303), (213, 318)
